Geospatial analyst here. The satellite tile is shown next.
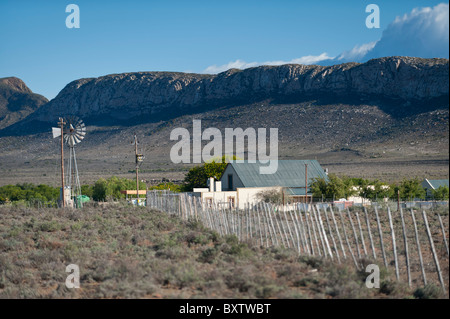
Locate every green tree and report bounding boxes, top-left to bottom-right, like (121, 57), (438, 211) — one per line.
(326, 174), (346, 199)
(311, 177), (328, 198)
(341, 176), (358, 199)
(92, 178), (108, 201)
(0, 184), (60, 203)
(432, 186), (449, 200)
(399, 178), (426, 200)
(149, 182), (181, 192)
(182, 166), (208, 191)
(362, 180), (393, 201)
(182, 155), (233, 192)
(91, 177), (146, 201)
(81, 184), (94, 198)
(310, 174), (348, 200)
(0, 185), (24, 201)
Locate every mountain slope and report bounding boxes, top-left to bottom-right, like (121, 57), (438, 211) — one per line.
(0, 57), (448, 186)
(2, 56), (448, 135)
(0, 77), (48, 130)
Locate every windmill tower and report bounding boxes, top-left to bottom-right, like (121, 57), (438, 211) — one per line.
(52, 116), (86, 208)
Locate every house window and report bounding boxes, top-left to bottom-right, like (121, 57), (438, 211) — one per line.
(205, 197), (213, 208)
(228, 174), (233, 190)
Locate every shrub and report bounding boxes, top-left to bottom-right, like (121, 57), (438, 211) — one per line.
(414, 284), (443, 299)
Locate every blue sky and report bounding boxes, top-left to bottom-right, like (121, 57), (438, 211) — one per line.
(0, 0), (448, 100)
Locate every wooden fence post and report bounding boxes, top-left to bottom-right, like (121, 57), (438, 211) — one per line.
(399, 207), (411, 287)
(316, 206), (333, 259)
(355, 211), (368, 256)
(296, 205), (311, 255)
(303, 205), (315, 256)
(375, 206), (388, 268)
(330, 206), (346, 259)
(263, 203), (276, 247)
(289, 209), (301, 254)
(283, 205), (295, 249)
(411, 209), (427, 286)
(270, 204), (283, 247)
(275, 205), (287, 248)
(437, 213), (449, 258)
(387, 207), (400, 281)
(312, 206), (327, 257)
(364, 207), (377, 260)
(347, 208), (362, 259)
(256, 204), (263, 247)
(278, 205), (291, 248)
(339, 209), (359, 268)
(309, 205), (322, 256)
(323, 206), (340, 263)
(422, 210), (446, 295)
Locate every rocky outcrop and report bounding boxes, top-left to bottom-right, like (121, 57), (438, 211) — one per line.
(3, 57), (449, 133)
(0, 77), (48, 130)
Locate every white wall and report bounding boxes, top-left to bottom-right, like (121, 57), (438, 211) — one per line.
(236, 186), (282, 209)
(200, 190), (238, 208)
(193, 186), (283, 210)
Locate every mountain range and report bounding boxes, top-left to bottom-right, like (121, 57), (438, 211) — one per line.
(0, 77), (48, 130)
(0, 56), (448, 186)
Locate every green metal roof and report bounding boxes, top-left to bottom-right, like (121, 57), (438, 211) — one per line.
(228, 160), (328, 189)
(427, 179), (449, 189)
(286, 188), (307, 196)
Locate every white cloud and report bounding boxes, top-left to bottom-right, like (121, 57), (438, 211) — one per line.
(203, 53), (333, 74)
(364, 2), (449, 60)
(203, 60), (259, 74)
(336, 42), (377, 61)
(262, 53), (334, 66)
(202, 3), (449, 73)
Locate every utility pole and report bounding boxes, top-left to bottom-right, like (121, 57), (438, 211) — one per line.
(305, 163), (308, 204)
(134, 134), (139, 205)
(133, 134), (144, 205)
(59, 118), (65, 208)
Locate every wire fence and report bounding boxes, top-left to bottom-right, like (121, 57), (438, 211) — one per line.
(147, 190), (449, 294)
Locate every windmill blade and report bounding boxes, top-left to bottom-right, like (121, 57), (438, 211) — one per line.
(76, 131), (86, 138)
(60, 116), (86, 146)
(52, 127), (61, 138)
(75, 134), (85, 142)
(69, 135), (75, 147)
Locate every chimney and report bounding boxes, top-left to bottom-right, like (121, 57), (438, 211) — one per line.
(215, 181), (222, 192)
(209, 177), (214, 192)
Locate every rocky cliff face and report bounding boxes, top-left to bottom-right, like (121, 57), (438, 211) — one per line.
(3, 56), (449, 133)
(0, 77), (48, 130)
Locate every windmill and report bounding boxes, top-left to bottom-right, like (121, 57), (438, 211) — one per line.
(52, 116), (86, 208)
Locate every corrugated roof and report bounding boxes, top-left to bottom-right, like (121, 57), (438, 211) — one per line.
(228, 160), (328, 188)
(427, 179), (449, 189)
(286, 188), (307, 196)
